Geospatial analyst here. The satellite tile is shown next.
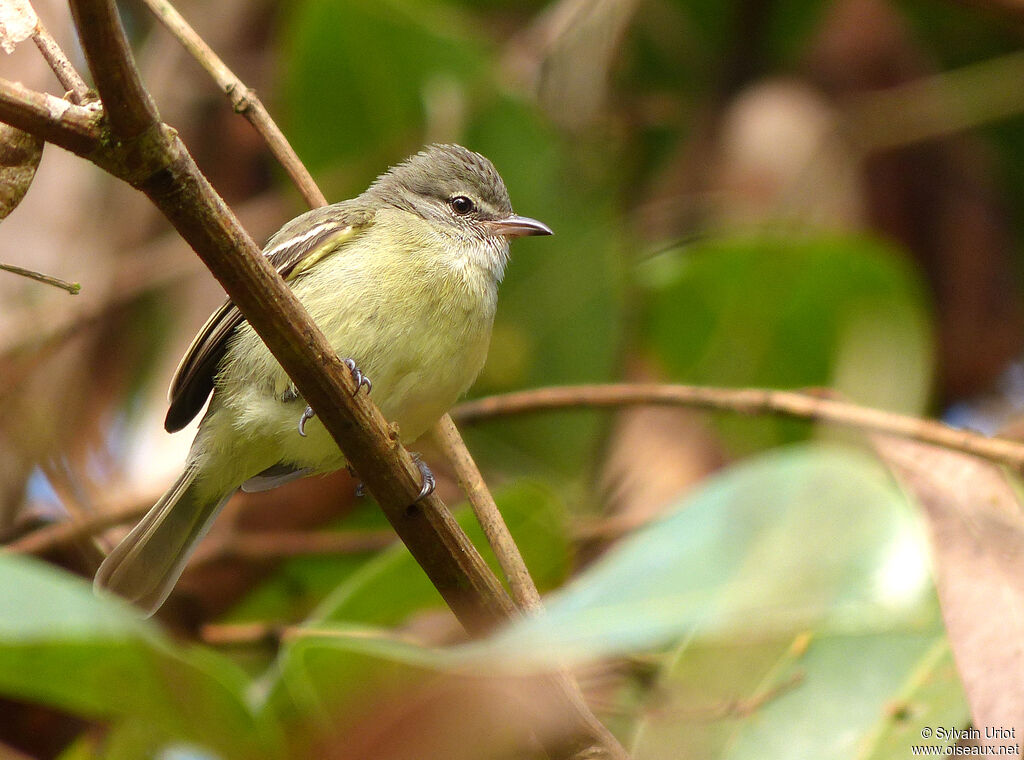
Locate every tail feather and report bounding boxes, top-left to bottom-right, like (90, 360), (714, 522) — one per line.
(94, 467), (232, 616)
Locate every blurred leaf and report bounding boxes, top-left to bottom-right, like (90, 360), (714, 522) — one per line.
(632, 627), (967, 760)
(259, 445), (964, 757)
(472, 444), (934, 664)
(874, 436), (1024, 737)
(257, 481), (569, 732)
(259, 627), (445, 754)
(0, 556), (280, 760)
(227, 480), (566, 626)
(281, 0), (487, 175)
(258, 631), (564, 760)
(861, 641), (968, 760)
(223, 500), (394, 625)
(639, 235), (933, 451)
(463, 98), (626, 475)
(308, 480), (569, 626)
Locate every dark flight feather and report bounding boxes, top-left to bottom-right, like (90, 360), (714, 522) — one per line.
(164, 203), (373, 432)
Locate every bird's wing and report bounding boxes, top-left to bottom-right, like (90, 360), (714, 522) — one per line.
(164, 203), (374, 432)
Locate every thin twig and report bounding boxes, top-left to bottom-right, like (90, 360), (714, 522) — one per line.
(452, 384), (1024, 470)
(0, 77), (101, 154)
(0, 262), (80, 294)
(432, 415), (542, 612)
(140, 0), (328, 208)
(207, 529), (396, 562)
(31, 20), (92, 104)
(5, 501), (147, 554)
(200, 621), (287, 646)
(431, 416), (630, 760)
(132, 0), (532, 628)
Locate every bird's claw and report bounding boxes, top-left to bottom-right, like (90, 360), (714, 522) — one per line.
(343, 358), (372, 396)
(294, 359), (370, 436)
(298, 405), (315, 437)
(413, 454), (435, 501)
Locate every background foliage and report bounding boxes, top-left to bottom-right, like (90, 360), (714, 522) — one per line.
(2, 0), (1024, 756)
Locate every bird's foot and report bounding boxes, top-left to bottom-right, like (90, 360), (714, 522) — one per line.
(412, 453), (435, 501)
(295, 358), (371, 437)
(346, 465), (366, 498)
(343, 358), (372, 396)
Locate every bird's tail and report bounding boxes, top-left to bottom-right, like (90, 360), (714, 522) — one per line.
(94, 466), (232, 616)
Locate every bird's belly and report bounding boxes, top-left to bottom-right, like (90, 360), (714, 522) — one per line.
(199, 266), (495, 485)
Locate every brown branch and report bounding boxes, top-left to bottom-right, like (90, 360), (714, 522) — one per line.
(452, 384), (1024, 470)
(432, 415), (542, 612)
(431, 416), (630, 759)
(68, 0), (159, 139)
(0, 78), (101, 154)
(31, 19), (92, 104)
(140, 0), (327, 208)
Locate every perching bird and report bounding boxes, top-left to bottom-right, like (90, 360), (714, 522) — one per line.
(95, 144), (552, 615)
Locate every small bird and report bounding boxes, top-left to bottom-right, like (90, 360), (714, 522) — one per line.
(95, 144), (552, 615)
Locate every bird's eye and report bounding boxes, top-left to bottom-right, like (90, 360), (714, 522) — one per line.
(449, 196), (475, 215)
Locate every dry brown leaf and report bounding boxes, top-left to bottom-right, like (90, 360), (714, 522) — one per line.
(0, 123), (42, 221)
(874, 435), (1024, 740)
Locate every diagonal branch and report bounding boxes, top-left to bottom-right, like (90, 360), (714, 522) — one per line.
(140, 0), (327, 208)
(5, 3), (629, 755)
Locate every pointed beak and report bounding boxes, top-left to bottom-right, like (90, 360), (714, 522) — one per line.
(485, 215), (553, 238)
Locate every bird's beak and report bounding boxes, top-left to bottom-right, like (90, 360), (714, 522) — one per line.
(485, 215), (553, 238)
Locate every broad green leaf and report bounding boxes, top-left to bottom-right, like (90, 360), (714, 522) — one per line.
(257, 445), (961, 757)
(472, 445), (934, 664)
(281, 0), (487, 176)
(631, 625), (968, 759)
(0, 555), (280, 760)
(638, 235), (933, 451)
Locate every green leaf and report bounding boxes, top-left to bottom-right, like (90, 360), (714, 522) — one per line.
(0, 555), (280, 760)
(639, 235), (933, 451)
(281, 0), (487, 175)
(473, 445), (935, 663)
(462, 98), (627, 475)
(259, 628), (452, 758)
(631, 628), (968, 760)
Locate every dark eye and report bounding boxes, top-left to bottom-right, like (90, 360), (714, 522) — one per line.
(449, 196), (475, 215)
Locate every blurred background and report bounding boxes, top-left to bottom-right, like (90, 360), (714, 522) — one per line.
(2, 0), (1023, 756)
